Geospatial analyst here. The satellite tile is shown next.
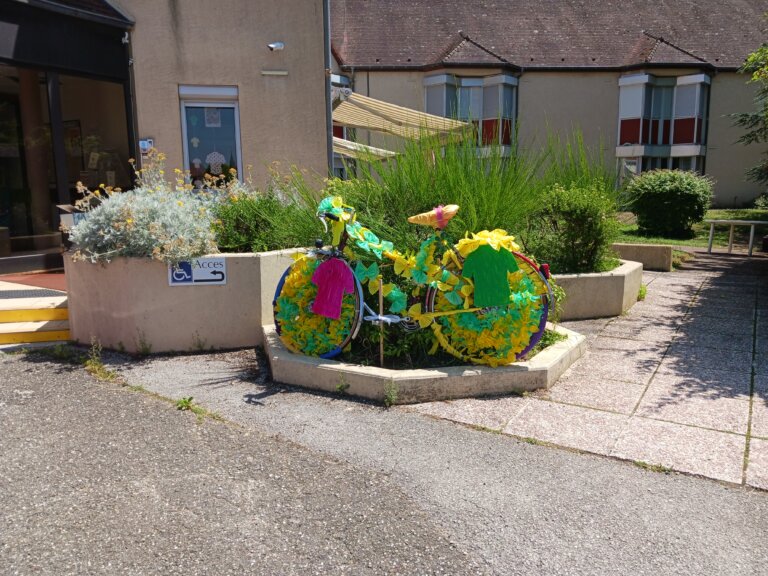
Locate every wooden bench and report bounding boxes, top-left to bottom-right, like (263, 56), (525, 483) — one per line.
(705, 219), (768, 256)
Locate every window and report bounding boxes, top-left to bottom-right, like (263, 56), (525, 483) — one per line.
(424, 74), (517, 146)
(331, 74), (351, 179)
(616, 73), (709, 177)
(179, 85), (242, 185)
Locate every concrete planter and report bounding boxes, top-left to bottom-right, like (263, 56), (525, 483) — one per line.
(263, 323), (586, 404)
(555, 259), (643, 320)
(611, 243), (673, 272)
(64, 249), (298, 353)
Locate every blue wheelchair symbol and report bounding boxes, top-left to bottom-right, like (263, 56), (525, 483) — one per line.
(170, 261), (193, 284)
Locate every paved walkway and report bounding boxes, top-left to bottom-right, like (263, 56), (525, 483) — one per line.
(408, 251), (768, 487)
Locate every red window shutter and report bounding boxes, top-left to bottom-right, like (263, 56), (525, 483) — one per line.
(481, 119), (499, 145)
(501, 119), (512, 146)
(661, 119), (671, 145)
(642, 119), (651, 144)
(619, 119), (641, 145)
(673, 118), (695, 144)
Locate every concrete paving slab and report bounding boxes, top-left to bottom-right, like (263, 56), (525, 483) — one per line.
(683, 302), (756, 320)
(589, 335), (668, 354)
(503, 399), (628, 455)
(746, 437), (768, 490)
(611, 417), (746, 484)
(559, 318), (612, 341)
(625, 300), (690, 319)
(680, 314), (755, 337)
(406, 395), (527, 431)
(672, 330), (755, 352)
(661, 343), (753, 375)
(545, 377), (646, 414)
(754, 375), (768, 398)
(562, 347), (664, 385)
(636, 380), (751, 434)
(690, 296), (756, 312)
(649, 366), (753, 401)
(756, 353), (768, 375)
(750, 400), (768, 440)
(601, 322), (680, 343)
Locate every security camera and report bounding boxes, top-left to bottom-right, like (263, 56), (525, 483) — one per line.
(267, 42), (285, 51)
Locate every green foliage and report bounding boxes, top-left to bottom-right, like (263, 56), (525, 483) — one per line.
(68, 152), (218, 265)
(175, 396), (195, 410)
(622, 170), (712, 237)
(329, 129), (547, 253)
(213, 185), (319, 253)
(525, 182), (619, 273)
(755, 192), (768, 209)
(383, 380), (399, 408)
(638, 284), (647, 301)
(84, 338), (118, 381)
(732, 42), (768, 185)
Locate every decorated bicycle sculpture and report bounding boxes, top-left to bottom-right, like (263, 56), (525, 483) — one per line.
(273, 196), (554, 367)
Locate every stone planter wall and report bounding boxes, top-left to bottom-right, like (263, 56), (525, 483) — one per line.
(555, 260), (643, 320)
(263, 323), (586, 404)
(65, 249), (298, 353)
(611, 243), (673, 272)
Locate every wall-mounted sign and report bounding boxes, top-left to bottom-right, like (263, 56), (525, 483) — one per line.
(168, 257), (227, 286)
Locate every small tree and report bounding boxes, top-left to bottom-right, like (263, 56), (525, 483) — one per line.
(733, 43), (768, 185)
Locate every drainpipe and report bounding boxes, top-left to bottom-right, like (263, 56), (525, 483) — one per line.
(323, 0), (333, 176)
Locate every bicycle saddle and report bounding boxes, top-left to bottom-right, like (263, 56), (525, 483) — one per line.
(407, 204), (459, 229)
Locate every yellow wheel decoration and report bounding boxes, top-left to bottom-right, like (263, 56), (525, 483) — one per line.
(428, 241), (548, 367)
(273, 255), (360, 358)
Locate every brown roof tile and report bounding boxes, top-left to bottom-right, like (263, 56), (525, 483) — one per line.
(331, 0), (768, 70)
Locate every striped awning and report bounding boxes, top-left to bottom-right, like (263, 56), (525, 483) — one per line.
(332, 137), (397, 160)
(333, 92), (469, 140)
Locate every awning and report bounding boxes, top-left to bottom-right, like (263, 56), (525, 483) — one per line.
(333, 92), (469, 140)
(332, 136), (397, 160)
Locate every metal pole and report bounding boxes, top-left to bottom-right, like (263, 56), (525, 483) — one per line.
(323, 0), (333, 176)
(379, 277), (384, 368)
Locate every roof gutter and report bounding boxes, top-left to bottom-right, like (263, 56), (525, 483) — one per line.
(323, 0), (333, 176)
(18, 0), (134, 28)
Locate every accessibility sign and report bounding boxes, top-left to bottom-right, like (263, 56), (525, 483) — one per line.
(168, 257), (227, 286)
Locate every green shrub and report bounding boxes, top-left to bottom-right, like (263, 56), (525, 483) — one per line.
(754, 192), (768, 209)
(623, 170), (712, 237)
(526, 182), (619, 273)
(213, 191), (315, 253)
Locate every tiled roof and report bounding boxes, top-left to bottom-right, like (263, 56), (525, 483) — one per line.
(331, 0), (768, 71)
(441, 33), (512, 67)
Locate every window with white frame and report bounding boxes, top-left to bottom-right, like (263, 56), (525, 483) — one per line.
(179, 85), (243, 185)
(424, 74), (517, 145)
(331, 74), (351, 179)
(616, 73), (709, 177)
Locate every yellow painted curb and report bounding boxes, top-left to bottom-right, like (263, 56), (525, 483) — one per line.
(0, 330), (71, 344)
(0, 309), (69, 323)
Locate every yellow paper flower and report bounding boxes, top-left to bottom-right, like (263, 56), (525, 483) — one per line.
(455, 229), (521, 258)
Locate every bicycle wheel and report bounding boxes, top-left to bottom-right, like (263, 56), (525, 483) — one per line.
(273, 255), (363, 359)
(426, 251), (551, 366)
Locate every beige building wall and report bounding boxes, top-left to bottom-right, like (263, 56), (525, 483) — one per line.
(517, 71), (620, 155)
(117, 0), (327, 184)
(342, 67), (763, 206)
(706, 73), (763, 207)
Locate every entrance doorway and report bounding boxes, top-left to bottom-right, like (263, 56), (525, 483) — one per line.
(0, 63), (131, 271)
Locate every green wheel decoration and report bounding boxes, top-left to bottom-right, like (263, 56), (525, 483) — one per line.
(273, 255), (362, 358)
(426, 252), (549, 367)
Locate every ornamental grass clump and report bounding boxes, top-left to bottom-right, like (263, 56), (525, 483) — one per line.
(69, 151), (218, 264)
